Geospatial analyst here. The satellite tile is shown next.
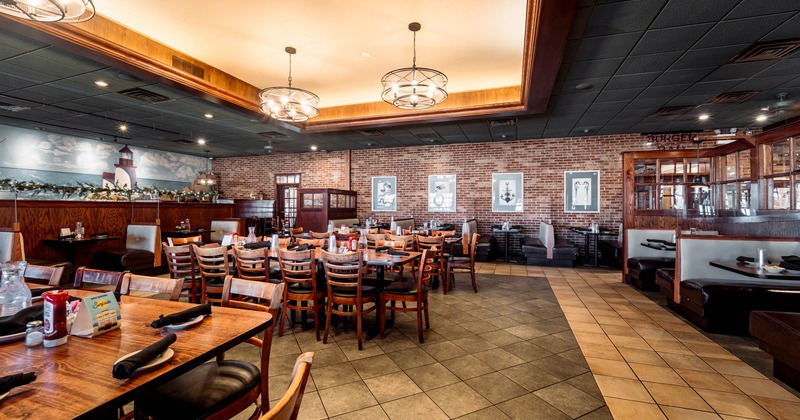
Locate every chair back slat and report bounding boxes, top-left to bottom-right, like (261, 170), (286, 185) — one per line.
(193, 244), (229, 304)
(234, 247), (269, 281)
(168, 235), (203, 246)
(24, 264), (65, 286)
(123, 275), (182, 301)
(73, 267), (128, 293)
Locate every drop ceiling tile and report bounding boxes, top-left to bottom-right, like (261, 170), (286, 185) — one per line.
(583, 0), (666, 37)
(605, 72), (661, 90)
(727, 0), (800, 19)
(670, 45), (748, 70)
(565, 58), (624, 80)
(630, 23), (714, 56)
(681, 80), (743, 96)
(701, 62), (774, 82)
(694, 13), (796, 49)
(665, 93), (716, 106)
(732, 75), (797, 91)
(761, 13), (800, 42)
(575, 32), (643, 62)
(637, 84), (692, 100)
(617, 51), (683, 74)
(757, 58), (800, 78)
(652, 68), (715, 86)
(588, 100), (629, 113)
(651, 0), (738, 28)
(595, 88), (643, 102)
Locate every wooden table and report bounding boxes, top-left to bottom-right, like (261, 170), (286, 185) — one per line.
(709, 260), (800, 281)
(161, 228), (214, 239)
(271, 248), (421, 282)
(0, 290), (272, 419)
(42, 236), (122, 279)
(492, 227), (522, 263)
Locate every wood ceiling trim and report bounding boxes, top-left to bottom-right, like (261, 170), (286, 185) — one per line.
(0, 0), (577, 131)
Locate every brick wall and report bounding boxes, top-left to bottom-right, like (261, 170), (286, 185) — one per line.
(215, 133), (650, 256)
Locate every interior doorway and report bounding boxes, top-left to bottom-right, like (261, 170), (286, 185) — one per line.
(275, 174), (301, 229)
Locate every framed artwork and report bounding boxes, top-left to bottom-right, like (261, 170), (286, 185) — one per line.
(564, 170), (600, 213)
(492, 172), (524, 212)
(371, 176), (397, 211)
(428, 174), (457, 212)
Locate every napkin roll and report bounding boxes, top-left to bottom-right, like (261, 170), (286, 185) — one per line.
(387, 250), (409, 256)
(112, 333), (177, 379)
(0, 372), (36, 395)
(0, 305), (44, 336)
(151, 303), (212, 328)
(243, 240), (271, 250)
(736, 256), (755, 263)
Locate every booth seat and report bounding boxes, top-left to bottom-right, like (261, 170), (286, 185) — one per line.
(210, 219), (241, 244)
(393, 217), (414, 232)
(449, 219), (496, 261)
(328, 218), (359, 230)
(624, 229), (676, 291)
(750, 311), (800, 391)
(598, 223), (623, 268)
(655, 268), (675, 299)
(521, 221), (578, 267)
(93, 225), (161, 274)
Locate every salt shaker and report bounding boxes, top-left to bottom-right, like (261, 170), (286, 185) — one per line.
(25, 320), (44, 347)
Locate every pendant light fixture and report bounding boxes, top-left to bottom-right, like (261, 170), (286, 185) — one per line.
(197, 150), (218, 186)
(259, 47), (320, 122)
(0, 0), (95, 23)
(381, 22), (448, 110)
(689, 140), (709, 189)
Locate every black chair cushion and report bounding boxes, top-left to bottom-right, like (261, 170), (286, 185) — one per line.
(331, 285), (378, 298)
(383, 280), (428, 295)
(138, 360), (259, 419)
(93, 248), (154, 272)
(287, 279), (326, 294)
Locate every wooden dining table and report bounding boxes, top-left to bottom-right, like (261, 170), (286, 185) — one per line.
(0, 290), (272, 419)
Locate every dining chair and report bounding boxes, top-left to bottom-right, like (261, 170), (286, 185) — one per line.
(73, 267), (129, 294)
(163, 243), (199, 303)
(431, 229), (456, 237)
(234, 247), (270, 282)
(277, 248), (325, 340)
(321, 250), (378, 350)
(296, 237), (326, 248)
(415, 235), (446, 291)
(192, 244), (229, 305)
(308, 231), (330, 240)
(260, 352), (314, 420)
(167, 234), (203, 246)
(136, 276), (283, 420)
(290, 227), (304, 237)
(122, 274), (182, 301)
(23, 264), (65, 286)
(446, 233), (480, 293)
(379, 249), (433, 343)
(365, 233), (386, 248)
(374, 238), (415, 281)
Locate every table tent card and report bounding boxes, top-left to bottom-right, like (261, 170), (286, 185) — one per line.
(70, 292), (121, 337)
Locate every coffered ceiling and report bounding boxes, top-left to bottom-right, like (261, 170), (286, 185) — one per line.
(0, 0), (798, 158)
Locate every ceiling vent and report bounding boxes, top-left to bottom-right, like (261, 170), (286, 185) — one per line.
(412, 131), (441, 141)
(0, 101), (29, 112)
(257, 131), (291, 140)
(117, 88), (170, 103)
(489, 118), (517, 127)
(651, 106), (695, 117)
(360, 129), (384, 137)
(172, 139), (195, 145)
(172, 56), (205, 79)
(730, 38), (800, 63)
(708, 91), (759, 103)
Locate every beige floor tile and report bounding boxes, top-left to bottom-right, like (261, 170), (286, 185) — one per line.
(643, 381), (712, 411)
(750, 395), (800, 418)
(604, 397), (666, 419)
(317, 381), (379, 417)
(725, 375), (800, 402)
(570, 321), (605, 334)
(695, 389), (773, 419)
(645, 339), (694, 355)
(465, 371), (528, 404)
(674, 369), (741, 393)
(702, 358), (764, 379)
(329, 404), (388, 420)
(455, 406), (513, 420)
(585, 357), (637, 379)
(629, 363), (686, 386)
(573, 331), (614, 346)
(618, 347), (668, 366)
(311, 362), (362, 390)
(601, 324), (640, 337)
(661, 353), (715, 372)
(363, 371), (422, 403)
(593, 375), (654, 403)
(350, 354), (401, 380)
(594, 315), (631, 327)
(683, 341), (738, 360)
(496, 393), (571, 420)
(403, 362), (460, 391)
(426, 382), (492, 418)
(661, 406), (722, 419)
(609, 334), (653, 350)
(380, 393), (449, 420)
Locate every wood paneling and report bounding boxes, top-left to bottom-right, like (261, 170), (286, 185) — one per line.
(0, 200), (233, 262)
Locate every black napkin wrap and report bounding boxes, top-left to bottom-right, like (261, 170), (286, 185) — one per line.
(387, 250), (409, 256)
(151, 303), (212, 328)
(736, 256), (755, 263)
(0, 372), (36, 395)
(112, 333), (177, 379)
(0, 305), (44, 336)
(375, 246), (390, 252)
(243, 240), (271, 250)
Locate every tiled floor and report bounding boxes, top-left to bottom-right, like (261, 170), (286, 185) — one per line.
(226, 262), (800, 419)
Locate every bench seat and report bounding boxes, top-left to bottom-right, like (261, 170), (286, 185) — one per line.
(678, 278), (800, 335)
(598, 240), (623, 268)
(627, 257), (675, 291)
(750, 311), (800, 391)
(655, 268), (675, 298)
(521, 237), (578, 267)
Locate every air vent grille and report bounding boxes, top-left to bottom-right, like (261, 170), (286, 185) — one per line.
(651, 106), (695, 116)
(257, 131), (290, 140)
(730, 38), (800, 63)
(413, 131), (441, 141)
(117, 88), (170, 103)
(360, 129), (384, 137)
(172, 56), (205, 79)
(708, 91), (759, 103)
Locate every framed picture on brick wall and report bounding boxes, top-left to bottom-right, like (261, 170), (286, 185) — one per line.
(428, 174), (456, 212)
(492, 172), (524, 212)
(372, 176), (397, 211)
(564, 170), (600, 213)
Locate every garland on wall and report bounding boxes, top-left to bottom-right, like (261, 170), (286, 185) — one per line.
(0, 179), (219, 202)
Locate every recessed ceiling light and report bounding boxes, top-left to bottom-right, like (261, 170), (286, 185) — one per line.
(756, 114), (768, 122)
(760, 107), (769, 111)
(118, 123), (128, 132)
(197, 138), (206, 145)
(94, 80), (108, 87)
(310, 145), (318, 151)
(204, 113), (213, 119)
(698, 114), (709, 120)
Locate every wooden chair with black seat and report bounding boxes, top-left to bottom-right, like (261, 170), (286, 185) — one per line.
(73, 267), (129, 293)
(296, 237), (326, 248)
(321, 250), (378, 351)
(415, 235), (447, 292)
(23, 264), (65, 287)
(192, 244), (229, 305)
(260, 352), (314, 420)
(446, 233), (480, 293)
(308, 231), (330, 240)
(365, 233), (386, 249)
(374, 237), (415, 281)
(234, 246), (270, 282)
(136, 275), (284, 420)
(162, 243), (199, 303)
(379, 249), (434, 343)
(121, 274), (183, 301)
(277, 248), (325, 340)
(167, 234), (203, 246)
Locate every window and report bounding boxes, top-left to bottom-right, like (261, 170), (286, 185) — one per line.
(716, 149), (751, 211)
(761, 137), (799, 210)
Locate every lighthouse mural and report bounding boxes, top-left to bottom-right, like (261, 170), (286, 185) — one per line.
(102, 145), (138, 189)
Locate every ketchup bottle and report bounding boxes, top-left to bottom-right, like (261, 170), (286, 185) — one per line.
(348, 237), (358, 251)
(43, 290), (70, 347)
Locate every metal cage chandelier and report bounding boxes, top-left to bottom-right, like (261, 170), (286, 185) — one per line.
(259, 47), (320, 123)
(0, 0), (95, 22)
(381, 22), (448, 110)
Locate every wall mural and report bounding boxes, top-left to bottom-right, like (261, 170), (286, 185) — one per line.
(0, 125), (208, 200)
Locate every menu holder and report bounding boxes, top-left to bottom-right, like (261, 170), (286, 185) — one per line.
(70, 292), (122, 338)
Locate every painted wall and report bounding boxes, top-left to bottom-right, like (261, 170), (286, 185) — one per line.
(0, 124), (206, 192)
(214, 133), (652, 255)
